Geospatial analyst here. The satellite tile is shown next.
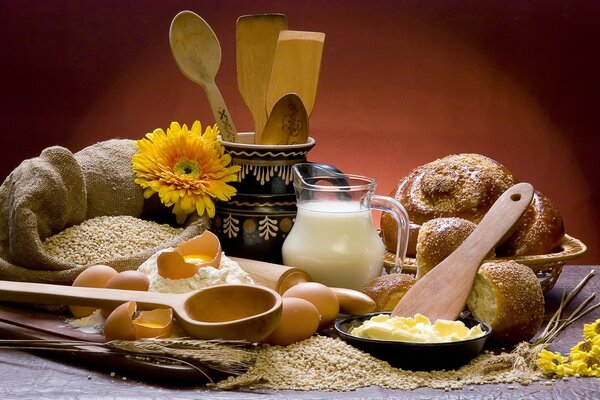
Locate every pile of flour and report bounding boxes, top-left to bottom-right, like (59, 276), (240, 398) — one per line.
(137, 249), (254, 293)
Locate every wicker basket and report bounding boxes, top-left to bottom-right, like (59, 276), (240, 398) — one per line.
(383, 234), (587, 293)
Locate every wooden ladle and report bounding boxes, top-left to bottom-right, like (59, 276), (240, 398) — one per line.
(0, 281), (281, 342)
(169, 11), (238, 142)
(236, 14), (288, 143)
(260, 93), (309, 145)
(391, 182), (534, 321)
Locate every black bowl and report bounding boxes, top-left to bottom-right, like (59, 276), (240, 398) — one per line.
(334, 313), (491, 371)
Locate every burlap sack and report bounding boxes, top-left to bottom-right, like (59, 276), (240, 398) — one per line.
(0, 139), (209, 285)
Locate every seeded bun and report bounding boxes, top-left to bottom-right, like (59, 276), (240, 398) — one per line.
(415, 217), (477, 279)
(380, 154), (565, 258)
(467, 261), (544, 345)
(361, 273), (416, 312)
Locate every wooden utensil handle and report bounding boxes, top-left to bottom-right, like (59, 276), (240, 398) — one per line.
(0, 280), (174, 310)
(458, 182), (534, 262)
(205, 81), (238, 142)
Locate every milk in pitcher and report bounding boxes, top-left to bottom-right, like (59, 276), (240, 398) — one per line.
(282, 200), (385, 290)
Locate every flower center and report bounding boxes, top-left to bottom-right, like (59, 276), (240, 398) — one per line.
(174, 158), (201, 179)
(579, 340), (593, 353)
(586, 355), (599, 368)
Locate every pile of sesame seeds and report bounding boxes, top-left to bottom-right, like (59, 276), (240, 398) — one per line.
(215, 336), (543, 392)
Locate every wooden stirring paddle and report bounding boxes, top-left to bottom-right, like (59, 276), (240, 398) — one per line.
(236, 14), (288, 143)
(266, 30), (325, 119)
(391, 182), (534, 321)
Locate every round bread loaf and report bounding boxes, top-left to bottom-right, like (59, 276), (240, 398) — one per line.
(467, 261), (544, 345)
(381, 154), (516, 256)
(381, 153), (565, 257)
(416, 217), (477, 279)
(361, 273), (416, 312)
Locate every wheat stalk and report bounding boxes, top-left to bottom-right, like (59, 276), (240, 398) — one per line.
(0, 337), (257, 376)
(533, 269), (598, 345)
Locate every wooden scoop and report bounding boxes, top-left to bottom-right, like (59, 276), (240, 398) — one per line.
(236, 14), (288, 143)
(266, 30), (325, 118)
(259, 93), (309, 145)
(169, 11), (238, 142)
(391, 182), (535, 321)
(0, 281), (281, 342)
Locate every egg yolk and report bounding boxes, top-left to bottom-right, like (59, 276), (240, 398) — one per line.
(183, 254), (213, 264)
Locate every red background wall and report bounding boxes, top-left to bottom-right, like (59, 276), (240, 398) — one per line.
(1, 0), (598, 263)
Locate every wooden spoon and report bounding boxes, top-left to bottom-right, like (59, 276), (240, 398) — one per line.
(236, 14), (288, 143)
(266, 30), (325, 118)
(391, 182), (534, 321)
(169, 10), (238, 142)
(260, 93), (309, 145)
(0, 281), (281, 342)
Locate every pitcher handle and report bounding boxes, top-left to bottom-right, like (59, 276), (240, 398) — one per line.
(372, 195), (409, 273)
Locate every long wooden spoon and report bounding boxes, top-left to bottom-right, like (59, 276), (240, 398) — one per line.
(169, 10), (238, 142)
(0, 281), (281, 342)
(236, 14), (288, 143)
(266, 30), (325, 118)
(391, 182), (534, 321)
(260, 93), (309, 145)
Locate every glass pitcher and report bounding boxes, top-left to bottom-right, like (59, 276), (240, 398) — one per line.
(281, 163), (409, 290)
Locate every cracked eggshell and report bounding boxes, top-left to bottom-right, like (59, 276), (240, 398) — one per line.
(104, 302), (175, 341)
(133, 308), (174, 339)
(157, 231), (222, 279)
(104, 301), (137, 341)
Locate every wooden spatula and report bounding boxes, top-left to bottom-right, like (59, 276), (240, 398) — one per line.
(266, 30), (325, 118)
(236, 14), (288, 143)
(391, 182), (534, 321)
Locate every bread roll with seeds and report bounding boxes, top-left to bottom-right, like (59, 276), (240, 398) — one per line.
(381, 154), (516, 256)
(467, 261), (544, 345)
(361, 273), (416, 312)
(381, 153), (565, 257)
(415, 217), (477, 279)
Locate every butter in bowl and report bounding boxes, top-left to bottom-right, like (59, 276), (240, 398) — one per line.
(334, 312), (491, 371)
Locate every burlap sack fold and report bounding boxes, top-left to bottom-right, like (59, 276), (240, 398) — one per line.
(0, 139), (209, 285)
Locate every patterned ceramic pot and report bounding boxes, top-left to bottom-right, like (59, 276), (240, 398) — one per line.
(213, 133), (316, 263)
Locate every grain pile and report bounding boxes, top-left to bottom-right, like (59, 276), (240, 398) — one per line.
(43, 216), (184, 266)
(215, 336), (543, 391)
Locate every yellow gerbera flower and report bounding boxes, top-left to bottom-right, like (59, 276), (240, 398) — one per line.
(132, 121), (240, 223)
(583, 319), (600, 341)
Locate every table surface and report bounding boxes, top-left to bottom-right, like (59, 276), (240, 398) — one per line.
(1, 265), (600, 399)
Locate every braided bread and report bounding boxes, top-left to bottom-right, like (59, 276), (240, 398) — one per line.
(381, 154), (564, 257)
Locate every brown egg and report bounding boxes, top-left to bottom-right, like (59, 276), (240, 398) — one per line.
(69, 264), (118, 318)
(283, 282), (340, 329)
(265, 297), (319, 346)
(101, 271), (150, 318)
(133, 308), (174, 339)
(157, 231), (222, 279)
(104, 301), (137, 341)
